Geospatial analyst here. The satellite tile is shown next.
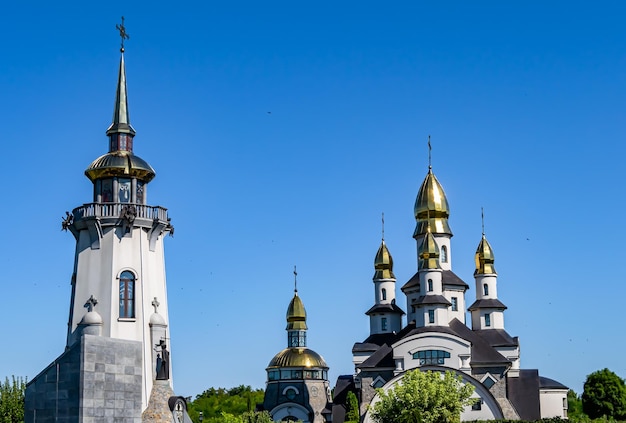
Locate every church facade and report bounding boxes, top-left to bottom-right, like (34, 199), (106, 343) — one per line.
(331, 164), (568, 422)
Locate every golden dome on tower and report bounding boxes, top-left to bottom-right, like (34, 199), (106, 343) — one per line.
(267, 348), (328, 369)
(475, 235), (497, 275)
(374, 240), (395, 279)
(418, 228), (441, 270)
(413, 168), (452, 238)
(286, 291), (307, 331)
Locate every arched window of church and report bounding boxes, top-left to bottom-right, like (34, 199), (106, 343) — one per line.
(382, 288), (387, 301)
(483, 283), (489, 296)
(428, 279), (433, 292)
(119, 271), (135, 318)
(441, 245), (448, 263)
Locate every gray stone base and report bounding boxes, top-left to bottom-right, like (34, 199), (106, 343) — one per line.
(25, 335), (143, 423)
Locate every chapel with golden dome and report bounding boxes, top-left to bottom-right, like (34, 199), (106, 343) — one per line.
(262, 275), (332, 423)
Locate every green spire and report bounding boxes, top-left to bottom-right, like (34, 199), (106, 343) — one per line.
(106, 52), (136, 137)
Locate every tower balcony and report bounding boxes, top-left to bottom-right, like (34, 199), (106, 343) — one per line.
(67, 203), (172, 251)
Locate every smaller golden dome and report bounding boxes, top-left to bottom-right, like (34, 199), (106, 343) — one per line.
(475, 235), (497, 275)
(413, 169), (452, 238)
(267, 348), (328, 369)
(85, 151), (155, 182)
(418, 228), (440, 270)
(286, 292), (307, 331)
(374, 240), (395, 280)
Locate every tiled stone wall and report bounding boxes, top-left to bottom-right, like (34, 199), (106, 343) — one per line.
(25, 334), (143, 423)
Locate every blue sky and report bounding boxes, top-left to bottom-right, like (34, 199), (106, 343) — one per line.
(2, 1), (625, 398)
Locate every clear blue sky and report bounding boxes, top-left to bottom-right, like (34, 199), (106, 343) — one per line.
(2, 1), (625, 398)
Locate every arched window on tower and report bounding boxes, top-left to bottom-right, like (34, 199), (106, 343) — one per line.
(428, 279), (433, 292)
(483, 283), (489, 296)
(382, 288), (387, 301)
(441, 245), (448, 263)
(119, 271), (135, 318)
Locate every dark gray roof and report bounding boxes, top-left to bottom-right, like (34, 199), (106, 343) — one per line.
(401, 270), (469, 292)
(473, 329), (518, 347)
(401, 272), (420, 290)
(539, 376), (568, 390)
(467, 298), (507, 311)
(507, 369), (541, 421)
(365, 303), (406, 316)
(442, 270), (470, 289)
(413, 295), (451, 306)
(353, 332), (399, 352)
(358, 344), (394, 369)
(401, 325), (461, 339)
(331, 375), (354, 423)
(449, 319), (511, 365)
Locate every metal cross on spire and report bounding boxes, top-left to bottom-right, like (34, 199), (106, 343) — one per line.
(152, 297), (160, 314)
(381, 212), (385, 241)
(428, 135), (432, 169)
(481, 207), (485, 236)
(116, 16), (130, 52)
(293, 265), (298, 292)
(84, 295), (98, 312)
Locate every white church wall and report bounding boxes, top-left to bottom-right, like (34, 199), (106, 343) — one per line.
(540, 389), (568, 418)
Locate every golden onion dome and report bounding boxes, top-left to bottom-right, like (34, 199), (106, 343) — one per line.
(475, 235), (497, 275)
(418, 229), (441, 270)
(374, 240), (395, 280)
(413, 168), (452, 238)
(267, 348), (328, 369)
(85, 151), (156, 182)
(286, 291), (307, 331)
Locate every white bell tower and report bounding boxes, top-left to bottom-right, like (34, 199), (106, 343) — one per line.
(63, 34), (173, 410)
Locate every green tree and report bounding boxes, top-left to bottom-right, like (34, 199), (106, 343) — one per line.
(582, 368), (626, 420)
(566, 389), (588, 422)
(187, 386), (265, 423)
(0, 376), (26, 423)
(370, 369), (475, 423)
(345, 390), (360, 423)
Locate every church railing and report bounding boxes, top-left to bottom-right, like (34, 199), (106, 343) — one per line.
(72, 203), (169, 222)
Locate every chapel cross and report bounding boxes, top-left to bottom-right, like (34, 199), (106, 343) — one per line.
(116, 16), (130, 52)
(84, 295), (98, 312)
(152, 297), (160, 314)
(293, 266), (298, 292)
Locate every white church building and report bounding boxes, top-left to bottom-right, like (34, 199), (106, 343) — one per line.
(331, 163), (568, 422)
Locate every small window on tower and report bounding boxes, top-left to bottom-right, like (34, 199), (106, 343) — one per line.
(118, 178), (131, 203)
(428, 279), (433, 292)
(382, 288), (387, 301)
(451, 297), (458, 311)
(428, 310), (435, 324)
(483, 283), (489, 296)
(485, 313), (491, 327)
(441, 245), (448, 263)
(381, 317), (387, 331)
(119, 271), (135, 318)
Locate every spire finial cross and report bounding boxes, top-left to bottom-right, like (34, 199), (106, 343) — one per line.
(84, 295), (98, 312)
(293, 265), (298, 292)
(481, 207), (485, 236)
(381, 212), (385, 241)
(152, 297), (160, 313)
(116, 16), (130, 53)
(428, 135), (432, 170)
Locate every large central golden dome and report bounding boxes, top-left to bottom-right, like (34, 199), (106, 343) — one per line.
(413, 168), (452, 238)
(267, 347), (328, 369)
